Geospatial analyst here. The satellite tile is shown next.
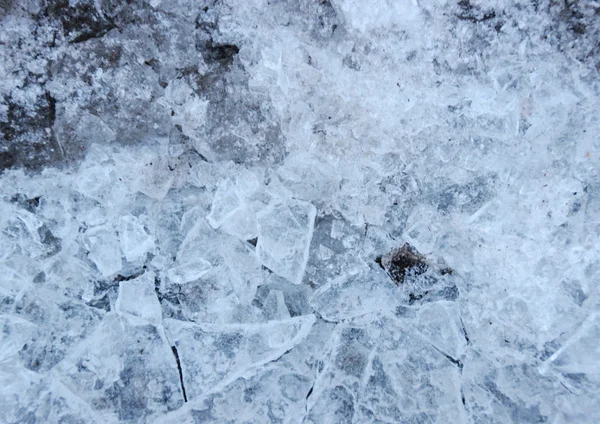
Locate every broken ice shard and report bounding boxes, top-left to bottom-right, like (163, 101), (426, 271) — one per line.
(135, 156), (175, 200)
(310, 265), (400, 322)
(263, 289), (291, 320)
(166, 221), (213, 285)
(116, 271), (162, 324)
(117, 215), (155, 262)
(166, 259), (212, 286)
(55, 314), (183, 421)
(84, 224), (122, 277)
(206, 179), (242, 229)
(540, 313), (600, 395)
(306, 314), (464, 423)
(165, 314), (316, 401)
(206, 176), (259, 241)
(256, 199), (316, 284)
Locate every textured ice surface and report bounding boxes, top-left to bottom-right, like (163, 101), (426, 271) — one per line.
(165, 315), (315, 401)
(117, 215), (155, 263)
(307, 314), (466, 423)
(207, 173), (259, 241)
(84, 225), (122, 278)
(310, 265), (400, 322)
(256, 199), (316, 284)
(54, 314), (183, 422)
(116, 271), (162, 324)
(1, 0), (600, 422)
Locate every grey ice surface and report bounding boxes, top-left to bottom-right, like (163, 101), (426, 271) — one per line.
(1, 0), (599, 423)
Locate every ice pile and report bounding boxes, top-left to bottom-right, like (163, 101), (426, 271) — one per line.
(1, 0), (599, 422)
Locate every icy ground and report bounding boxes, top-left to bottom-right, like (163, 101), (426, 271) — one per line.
(1, 0), (599, 423)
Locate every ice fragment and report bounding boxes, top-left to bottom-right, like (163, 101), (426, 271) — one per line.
(165, 314), (315, 401)
(84, 224), (122, 277)
(116, 271), (162, 324)
(256, 199), (316, 284)
(118, 215), (155, 262)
